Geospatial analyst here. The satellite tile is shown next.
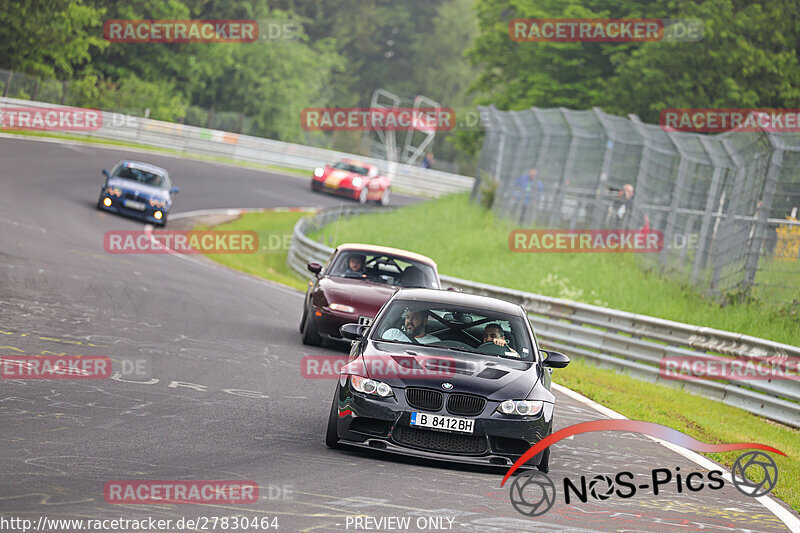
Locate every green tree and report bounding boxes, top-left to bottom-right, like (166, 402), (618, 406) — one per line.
(604, 0), (800, 122)
(0, 0), (107, 78)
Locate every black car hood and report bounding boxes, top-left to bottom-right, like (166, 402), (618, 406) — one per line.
(359, 341), (541, 400)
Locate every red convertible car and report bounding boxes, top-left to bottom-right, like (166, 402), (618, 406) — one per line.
(300, 243), (441, 346)
(311, 159), (391, 206)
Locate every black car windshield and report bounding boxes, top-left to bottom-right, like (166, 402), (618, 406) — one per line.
(332, 162), (370, 175)
(327, 251), (438, 288)
(113, 164), (168, 189)
(371, 299), (534, 361)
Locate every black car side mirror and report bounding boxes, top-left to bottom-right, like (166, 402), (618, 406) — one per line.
(340, 323), (364, 340)
(541, 350), (570, 369)
(307, 262), (322, 275)
(102, 169), (110, 177)
(170, 186), (180, 195)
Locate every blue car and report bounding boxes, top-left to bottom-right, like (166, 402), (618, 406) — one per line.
(97, 160), (178, 226)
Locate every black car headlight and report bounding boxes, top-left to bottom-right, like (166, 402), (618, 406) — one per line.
(350, 375), (394, 398)
(496, 400), (544, 416)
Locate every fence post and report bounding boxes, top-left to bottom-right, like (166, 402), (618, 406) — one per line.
(691, 164), (724, 285)
(711, 138), (750, 292)
(660, 131), (689, 268)
(627, 115), (654, 239)
(547, 108), (577, 227)
(743, 132), (784, 286)
(591, 108), (614, 227)
(3, 71), (12, 97)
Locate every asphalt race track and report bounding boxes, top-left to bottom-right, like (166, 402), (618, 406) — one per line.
(1, 136), (797, 532)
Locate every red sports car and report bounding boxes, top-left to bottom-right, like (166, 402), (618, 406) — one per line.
(300, 244), (440, 346)
(311, 159), (391, 206)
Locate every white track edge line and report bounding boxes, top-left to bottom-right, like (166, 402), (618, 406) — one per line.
(141, 207), (316, 297)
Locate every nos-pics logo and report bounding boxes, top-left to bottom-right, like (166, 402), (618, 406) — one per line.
(502, 420), (782, 517)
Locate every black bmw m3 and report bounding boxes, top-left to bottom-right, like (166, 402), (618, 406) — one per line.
(326, 288), (570, 471)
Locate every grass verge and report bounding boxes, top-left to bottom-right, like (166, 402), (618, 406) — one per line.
(198, 211), (309, 291)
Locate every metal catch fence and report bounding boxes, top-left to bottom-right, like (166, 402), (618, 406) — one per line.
(473, 106), (800, 301)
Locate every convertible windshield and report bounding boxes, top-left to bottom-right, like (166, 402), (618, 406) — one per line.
(327, 252), (438, 288)
(371, 300), (534, 360)
(113, 164), (168, 189)
(332, 162), (370, 175)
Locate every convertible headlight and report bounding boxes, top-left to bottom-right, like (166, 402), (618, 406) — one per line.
(351, 376), (394, 398)
(329, 303), (355, 313)
(149, 198), (168, 208)
(313, 167), (324, 177)
(496, 400), (543, 416)
(351, 177), (362, 188)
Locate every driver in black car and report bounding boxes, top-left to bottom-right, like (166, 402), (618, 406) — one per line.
(382, 309), (440, 344)
(483, 323), (519, 356)
(344, 253), (368, 279)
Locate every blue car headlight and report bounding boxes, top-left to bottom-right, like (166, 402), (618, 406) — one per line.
(149, 198), (168, 209)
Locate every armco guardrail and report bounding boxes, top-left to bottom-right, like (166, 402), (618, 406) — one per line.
(288, 206), (800, 428)
(0, 96), (473, 198)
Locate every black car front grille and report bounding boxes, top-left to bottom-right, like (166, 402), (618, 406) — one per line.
(406, 388), (443, 411)
(393, 425), (487, 454)
(446, 393), (486, 416)
(123, 192), (139, 200)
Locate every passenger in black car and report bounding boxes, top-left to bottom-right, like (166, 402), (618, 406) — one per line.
(483, 323), (519, 356)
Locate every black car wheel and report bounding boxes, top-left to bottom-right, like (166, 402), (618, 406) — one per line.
(536, 446), (550, 473)
(325, 391), (342, 449)
(301, 303), (323, 346)
(299, 300), (309, 333)
(537, 423), (552, 473)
